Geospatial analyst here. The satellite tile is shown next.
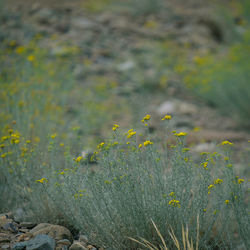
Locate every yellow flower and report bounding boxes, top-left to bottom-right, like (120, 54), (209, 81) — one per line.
(208, 184), (214, 189)
(143, 140), (153, 146)
(141, 114), (151, 125)
(27, 55), (35, 62)
(35, 178), (48, 184)
(26, 140), (31, 144)
(126, 129), (136, 139)
(203, 209), (207, 212)
(75, 156), (83, 163)
(0, 144), (5, 148)
(138, 144), (142, 148)
(161, 115), (172, 121)
(169, 199), (180, 208)
(112, 124), (119, 131)
(201, 161), (208, 169)
(175, 132), (187, 137)
(214, 178), (223, 185)
(225, 200), (229, 205)
(238, 179), (244, 184)
(97, 142), (105, 149)
(1, 136), (9, 141)
(221, 140), (233, 146)
(51, 134), (57, 139)
(16, 46), (25, 54)
(169, 192), (175, 197)
(1, 153), (6, 158)
(60, 143), (64, 147)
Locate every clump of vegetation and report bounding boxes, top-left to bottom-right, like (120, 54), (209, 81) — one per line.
(183, 29), (250, 126)
(1, 114), (249, 249)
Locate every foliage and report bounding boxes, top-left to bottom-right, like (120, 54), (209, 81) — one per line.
(0, 114), (249, 249)
(183, 30), (250, 125)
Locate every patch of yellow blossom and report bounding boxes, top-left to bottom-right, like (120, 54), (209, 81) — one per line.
(214, 178), (223, 185)
(238, 179), (244, 184)
(221, 140), (233, 146)
(74, 156), (83, 163)
(51, 133), (57, 139)
(161, 114), (172, 121)
(175, 132), (187, 137)
(208, 184), (214, 194)
(112, 124), (119, 131)
(126, 129), (136, 139)
(169, 199), (180, 208)
(97, 142), (105, 149)
(201, 161), (208, 169)
(35, 178), (48, 184)
(225, 200), (229, 205)
(27, 55), (35, 62)
(141, 114), (151, 126)
(143, 140), (153, 146)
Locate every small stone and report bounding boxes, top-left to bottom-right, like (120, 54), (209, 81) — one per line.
(0, 216), (12, 228)
(117, 60), (135, 71)
(1, 244), (10, 249)
(20, 222), (37, 229)
(0, 233), (10, 243)
(13, 208), (26, 223)
(57, 239), (71, 246)
(78, 235), (88, 245)
(3, 222), (18, 233)
(30, 223), (73, 242)
(69, 241), (88, 250)
(12, 241), (27, 250)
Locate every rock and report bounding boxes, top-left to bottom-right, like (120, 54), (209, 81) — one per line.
(0, 233), (10, 243)
(71, 17), (96, 30)
(156, 100), (198, 116)
(57, 239), (71, 246)
(1, 244), (10, 249)
(30, 223), (73, 242)
(34, 8), (54, 24)
(17, 232), (33, 242)
(178, 102), (198, 115)
(13, 234), (55, 250)
(13, 208), (26, 223)
(78, 235), (88, 245)
(190, 142), (217, 154)
(157, 100), (176, 115)
(12, 241), (27, 250)
(69, 241), (88, 250)
(2, 222), (18, 233)
(0, 215), (12, 228)
(20, 222), (37, 229)
(117, 60), (135, 71)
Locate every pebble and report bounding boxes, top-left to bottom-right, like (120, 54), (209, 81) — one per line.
(69, 241), (88, 250)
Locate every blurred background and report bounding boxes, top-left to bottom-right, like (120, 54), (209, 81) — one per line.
(0, 0), (250, 154)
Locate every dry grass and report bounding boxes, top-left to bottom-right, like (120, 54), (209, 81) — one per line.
(129, 215), (199, 250)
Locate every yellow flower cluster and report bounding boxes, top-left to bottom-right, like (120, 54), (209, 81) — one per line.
(201, 161), (208, 169)
(208, 184), (214, 194)
(35, 178), (48, 184)
(126, 129), (136, 139)
(97, 142), (105, 149)
(238, 179), (244, 184)
(175, 132), (187, 137)
(74, 156), (83, 163)
(214, 178), (223, 185)
(161, 114), (172, 121)
(144, 140), (153, 146)
(169, 199), (180, 208)
(112, 124), (119, 131)
(141, 114), (151, 126)
(221, 140), (233, 146)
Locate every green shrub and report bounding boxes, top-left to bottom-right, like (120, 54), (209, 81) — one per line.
(1, 115), (249, 249)
(184, 30), (250, 126)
